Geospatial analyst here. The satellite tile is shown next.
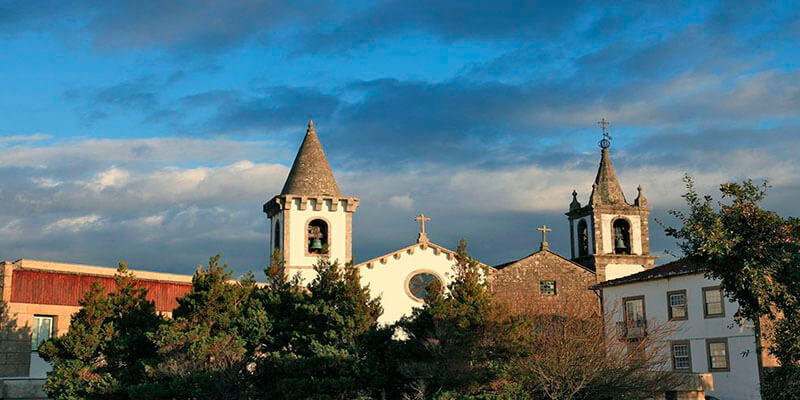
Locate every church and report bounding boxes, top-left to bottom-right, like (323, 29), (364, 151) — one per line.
(263, 120), (656, 322)
(0, 119), (658, 389)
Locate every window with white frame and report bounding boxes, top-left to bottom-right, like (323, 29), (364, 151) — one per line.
(703, 286), (725, 318)
(668, 290), (687, 320)
(707, 339), (730, 371)
(539, 280), (557, 295)
(31, 315), (54, 351)
(671, 341), (691, 370)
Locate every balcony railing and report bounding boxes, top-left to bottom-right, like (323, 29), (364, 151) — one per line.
(616, 319), (648, 339)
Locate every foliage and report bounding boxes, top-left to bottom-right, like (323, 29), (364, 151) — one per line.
(129, 254), (266, 399)
(398, 239), (528, 398)
(761, 366), (800, 400)
(39, 262), (163, 400)
(253, 252), (389, 399)
(664, 176), (800, 365)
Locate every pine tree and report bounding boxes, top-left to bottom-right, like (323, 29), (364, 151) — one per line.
(39, 263), (163, 400)
(130, 254), (267, 399)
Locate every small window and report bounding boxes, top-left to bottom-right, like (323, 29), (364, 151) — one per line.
(703, 286), (725, 318)
(577, 219), (589, 257)
(624, 296), (645, 323)
(667, 290), (688, 320)
(671, 341), (692, 370)
(612, 218), (632, 255)
(540, 280), (557, 295)
(32, 315), (54, 351)
(707, 339), (730, 371)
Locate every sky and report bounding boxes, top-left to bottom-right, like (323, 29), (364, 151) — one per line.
(0, 0), (799, 278)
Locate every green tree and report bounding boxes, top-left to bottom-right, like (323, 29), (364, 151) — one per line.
(398, 239), (528, 398)
(39, 263), (163, 399)
(665, 176), (800, 365)
(255, 254), (387, 399)
(129, 254), (268, 399)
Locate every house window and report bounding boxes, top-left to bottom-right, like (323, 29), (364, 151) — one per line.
(540, 281), (557, 295)
(624, 296), (645, 323)
(671, 341), (692, 371)
(31, 315), (54, 351)
(306, 219), (329, 255)
(612, 218), (631, 255)
(667, 290), (688, 320)
(702, 286), (725, 318)
(577, 219), (589, 257)
(706, 339), (730, 371)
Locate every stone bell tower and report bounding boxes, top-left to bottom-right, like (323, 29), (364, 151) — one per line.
(263, 121), (359, 283)
(566, 119), (656, 282)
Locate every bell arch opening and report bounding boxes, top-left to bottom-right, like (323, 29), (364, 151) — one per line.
(578, 219), (589, 257)
(274, 221), (281, 250)
(612, 218), (631, 255)
(306, 219), (329, 255)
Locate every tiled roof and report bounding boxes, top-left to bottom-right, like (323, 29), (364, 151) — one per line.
(591, 259), (706, 289)
(492, 248), (596, 274)
(281, 120), (341, 197)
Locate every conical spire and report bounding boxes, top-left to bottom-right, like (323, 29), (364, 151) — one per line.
(589, 147), (627, 205)
(280, 120), (341, 196)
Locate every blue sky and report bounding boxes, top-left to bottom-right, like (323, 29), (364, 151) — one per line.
(1, 0), (799, 277)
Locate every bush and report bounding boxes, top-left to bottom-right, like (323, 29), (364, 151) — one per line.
(762, 366), (800, 400)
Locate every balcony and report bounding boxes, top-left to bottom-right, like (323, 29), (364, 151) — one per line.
(616, 319), (648, 339)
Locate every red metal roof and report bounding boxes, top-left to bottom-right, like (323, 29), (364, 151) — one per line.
(10, 269), (192, 312)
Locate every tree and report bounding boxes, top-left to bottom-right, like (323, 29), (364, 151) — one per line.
(129, 254), (267, 399)
(664, 176), (800, 366)
(398, 239), (528, 398)
(39, 263), (163, 399)
(254, 254), (387, 399)
(510, 301), (679, 400)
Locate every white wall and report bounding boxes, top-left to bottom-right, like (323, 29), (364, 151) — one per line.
(357, 244), (457, 325)
(605, 263), (645, 281)
(602, 273), (762, 400)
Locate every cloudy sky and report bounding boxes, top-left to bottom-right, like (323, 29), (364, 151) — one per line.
(1, 1), (798, 277)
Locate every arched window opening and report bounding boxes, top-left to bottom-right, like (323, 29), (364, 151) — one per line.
(613, 218), (631, 255)
(307, 219), (329, 255)
(578, 219), (589, 257)
(274, 222), (281, 250)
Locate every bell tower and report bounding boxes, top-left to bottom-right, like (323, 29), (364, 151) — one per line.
(566, 119), (656, 282)
(263, 121), (359, 283)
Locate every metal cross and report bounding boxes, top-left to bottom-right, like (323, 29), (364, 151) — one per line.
(415, 214), (431, 234)
(537, 225), (552, 250)
(598, 118), (612, 140)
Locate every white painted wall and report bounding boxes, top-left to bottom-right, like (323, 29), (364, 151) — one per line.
(605, 263), (645, 281)
(357, 244), (457, 325)
(602, 273), (762, 400)
(600, 214), (642, 255)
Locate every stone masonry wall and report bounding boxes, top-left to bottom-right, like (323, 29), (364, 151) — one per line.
(490, 250), (599, 316)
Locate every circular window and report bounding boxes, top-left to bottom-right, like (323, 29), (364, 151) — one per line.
(407, 272), (440, 301)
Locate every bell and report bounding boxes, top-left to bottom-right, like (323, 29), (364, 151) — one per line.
(615, 236), (627, 250)
(309, 238), (323, 251)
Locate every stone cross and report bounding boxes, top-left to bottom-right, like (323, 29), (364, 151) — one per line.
(537, 224), (552, 250)
(415, 214), (431, 243)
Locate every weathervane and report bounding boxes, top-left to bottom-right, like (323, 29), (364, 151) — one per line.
(598, 118), (612, 149)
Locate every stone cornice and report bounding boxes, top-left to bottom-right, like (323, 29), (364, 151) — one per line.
(264, 194), (360, 217)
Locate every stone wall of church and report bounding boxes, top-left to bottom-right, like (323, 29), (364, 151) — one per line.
(489, 251), (599, 316)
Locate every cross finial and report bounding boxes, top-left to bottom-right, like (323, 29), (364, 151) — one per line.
(598, 118), (612, 149)
(414, 213), (432, 243)
(537, 224), (552, 250)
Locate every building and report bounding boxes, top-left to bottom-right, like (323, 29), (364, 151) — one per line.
(593, 260), (778, 400)
(0, 259), (192, 398)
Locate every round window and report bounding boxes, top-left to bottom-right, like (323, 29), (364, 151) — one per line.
(407, 272), (440, 301)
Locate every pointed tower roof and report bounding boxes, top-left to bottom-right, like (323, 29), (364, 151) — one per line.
(280, 120), (342, 197)
(589, 147), (627, 206)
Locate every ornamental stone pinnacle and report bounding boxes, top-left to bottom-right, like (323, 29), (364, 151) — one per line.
(280, 120), (342, 197)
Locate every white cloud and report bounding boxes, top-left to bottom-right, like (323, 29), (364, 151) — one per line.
(0, 133), (51, 143)
(44, 214), (104, 233)
(388, 194), (414, 210)
(89, 167), (129, 191)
